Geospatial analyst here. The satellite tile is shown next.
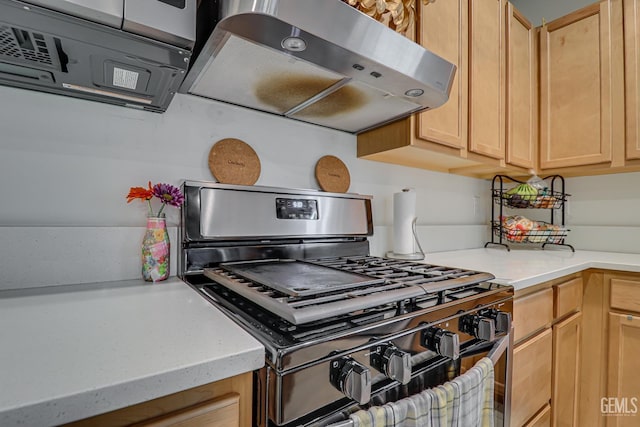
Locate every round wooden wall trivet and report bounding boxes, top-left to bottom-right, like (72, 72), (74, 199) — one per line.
(208, 138), (261, 185)
(315, 155), (351, 193)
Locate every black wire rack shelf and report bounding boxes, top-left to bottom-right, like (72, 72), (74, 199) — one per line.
(485, 174), (575, 252)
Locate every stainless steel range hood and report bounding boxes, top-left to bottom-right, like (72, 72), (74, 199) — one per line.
(181, 0), (456, 134)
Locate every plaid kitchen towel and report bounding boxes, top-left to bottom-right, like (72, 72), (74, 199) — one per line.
(401, 388), (434, 427)
(349, 393), (433, 427)
(348, 357), (494, 427)
(477, 357), (495, 427)
(430, 357), (495, 427)
(349, 404), (390, 427)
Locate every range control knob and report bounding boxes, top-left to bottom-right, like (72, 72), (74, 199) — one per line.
(459, 314), (496, 341)
(421, 327), (460, 360)
(480, 309), (512, 334)
(370, 344), (412, 384)
(329, 357), (372, 404)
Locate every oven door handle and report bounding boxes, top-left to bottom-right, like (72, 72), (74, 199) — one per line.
(488, 334), (509, 366)
(325, 331), (513, 427)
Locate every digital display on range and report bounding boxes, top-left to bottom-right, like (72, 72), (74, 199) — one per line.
(276, 198), (319, 220)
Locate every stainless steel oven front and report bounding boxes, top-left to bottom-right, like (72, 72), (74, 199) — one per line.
(179, 181), (513, 427)
(247, 291), (512, 427)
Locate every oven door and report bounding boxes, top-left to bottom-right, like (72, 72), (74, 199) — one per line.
(310, 332), (512, 427)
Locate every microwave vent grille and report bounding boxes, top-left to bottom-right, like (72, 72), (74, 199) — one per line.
(0, 24), (54, 67)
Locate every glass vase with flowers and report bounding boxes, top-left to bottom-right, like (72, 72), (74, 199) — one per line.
(126, 182), (184, 282)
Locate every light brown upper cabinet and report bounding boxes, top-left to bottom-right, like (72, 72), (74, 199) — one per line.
(357, 0), (632, 178)
(417, 0), (468, 150)
(539, 0), (624, 169)
(357, 0), (511, 176)
(357, 0), (475, 174)
(469, 0), (506, 160)
(506, 4), (537, 170)
(624, 0), (640, 160)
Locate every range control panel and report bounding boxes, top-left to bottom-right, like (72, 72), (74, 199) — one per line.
(276, 198), (319, 220)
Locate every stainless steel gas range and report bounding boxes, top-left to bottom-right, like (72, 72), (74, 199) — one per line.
(179, 181), (513, 427)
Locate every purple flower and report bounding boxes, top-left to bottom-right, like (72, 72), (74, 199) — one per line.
(127, 181), (184, 218)
(152, 183), (184, 216)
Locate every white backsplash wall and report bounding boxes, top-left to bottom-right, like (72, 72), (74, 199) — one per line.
(1, 85), (638, 289)
(0, 85), (490, 290)
(564, 173), (640, 253)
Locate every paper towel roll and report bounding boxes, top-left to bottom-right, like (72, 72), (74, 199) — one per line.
(393, 188), (417, 255)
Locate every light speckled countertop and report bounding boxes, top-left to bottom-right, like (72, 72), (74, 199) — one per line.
(0, 278), (264, 427)
(424, 248), (640, 291)
(3, 249), (639, 426)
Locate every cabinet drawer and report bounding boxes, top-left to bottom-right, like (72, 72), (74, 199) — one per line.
(514, 288), (553, 343)
(554, 277), (583, 319)
(137, 393), (240, 427)
(512, 329), (553, 427)
(610, 278), (640, 313)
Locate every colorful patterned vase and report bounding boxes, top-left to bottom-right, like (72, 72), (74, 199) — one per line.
(141, 216), (170, 282)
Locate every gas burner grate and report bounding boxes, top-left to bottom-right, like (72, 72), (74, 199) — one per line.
(308, 256), (495, 293)
(203, 256), (495, 325)
(204, 267), (426, 325)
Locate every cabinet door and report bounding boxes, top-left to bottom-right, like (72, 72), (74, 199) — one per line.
(506, 3), (537, 169)
(512, 328), (553, 427)
(417, 0), (468, 149)
(552, 312), (582, 427)
(539, 0), (624, 169)
(469, 0), (506, 160)
(606, 312), (640, 427)
(624, 0), (640, 159)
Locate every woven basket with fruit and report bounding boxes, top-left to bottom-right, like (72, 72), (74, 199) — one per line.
(499, 215), (567, 244)
(503, 183), (558, 209)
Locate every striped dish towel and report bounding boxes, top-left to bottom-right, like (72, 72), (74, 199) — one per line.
(430, 357), (495, 427)
(349, 405), (392, 427)
(349, 394), (434, 427)
(348, 357), (494, 427)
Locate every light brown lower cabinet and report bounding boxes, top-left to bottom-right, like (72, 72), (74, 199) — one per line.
(606, 312), (640, 427)
(603, 274), (640, 427)
(64, 372), (252, 427)
(510, 271), (640, 426)
(512, 275), (583, 427)
(512, 328), (553, 427)
(552, 312), (582, 427)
